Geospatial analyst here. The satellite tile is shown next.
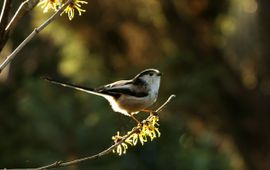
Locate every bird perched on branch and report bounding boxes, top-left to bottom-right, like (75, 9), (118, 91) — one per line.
(44, 68), (162, 124)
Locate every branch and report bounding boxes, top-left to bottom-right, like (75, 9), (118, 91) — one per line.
(7, 94), (175, 170)
(0, 0), (73, 74)
(0, 0), (12, 51)
(0, 0), (11, 34)
(156, 94), (176, 112)
(5, 0), (40, 33)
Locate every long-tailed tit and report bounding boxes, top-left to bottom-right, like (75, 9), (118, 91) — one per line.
(44, 68), (162, 124)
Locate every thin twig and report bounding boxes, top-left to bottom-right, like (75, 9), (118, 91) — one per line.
(0, 0), (73, 74)
(7, 95), (175, 170)
(0, 0), (10, 31)
(0, 0), (8, 23)
(5, 0), (40, 33)
(156, 94), (176, 112)
(0, 0), (11, 33)
(0, 0), (12, 51)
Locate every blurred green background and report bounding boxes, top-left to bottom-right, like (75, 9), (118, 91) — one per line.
(1, 0), (270, 169)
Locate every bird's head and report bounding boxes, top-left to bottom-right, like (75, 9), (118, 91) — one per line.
(134, 68), (162, 91)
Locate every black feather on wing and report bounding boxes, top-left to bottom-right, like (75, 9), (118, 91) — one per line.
(95, 83), (147, 98)
(95, 79), (148, 98)
(100, 88), (148, 98)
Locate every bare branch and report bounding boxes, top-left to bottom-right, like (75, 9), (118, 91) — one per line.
(0, 0), (12, 51)
(0, 0), (73, 74)
(0, 0), (11, 33)
(6, 95), (175, 170)
(156, 94), (176, 112)
(5, 0), (40, 33)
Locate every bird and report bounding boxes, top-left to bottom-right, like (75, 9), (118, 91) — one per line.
(44, 68), (162, 124)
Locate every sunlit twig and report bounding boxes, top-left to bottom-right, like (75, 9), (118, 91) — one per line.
(5, 0), (39, 33)
(0, 0), (11, 50)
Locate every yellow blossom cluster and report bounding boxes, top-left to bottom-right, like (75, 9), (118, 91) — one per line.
(112, 115), (161, 156)
(38, 0), (88, 20)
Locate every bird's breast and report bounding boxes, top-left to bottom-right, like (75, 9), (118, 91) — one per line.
(116, 94), (154, 114)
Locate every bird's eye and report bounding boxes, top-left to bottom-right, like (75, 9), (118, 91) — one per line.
(149, 73), (153, 76)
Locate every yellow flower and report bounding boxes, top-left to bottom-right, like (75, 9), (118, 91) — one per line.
(124, 133), (134, 145)
(63, 0), (88, 20)
(112, 142), (129, 156)
(112, 131), (129, 155)
(111, 115), (161, 155)
(38, 0), (61, 12)
(139, 130), (147, 145)
(112, 131), (123, 142)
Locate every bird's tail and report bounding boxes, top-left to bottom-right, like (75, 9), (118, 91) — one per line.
(43, 77), (105, 97)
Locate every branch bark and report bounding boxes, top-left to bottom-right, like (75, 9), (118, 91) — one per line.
(0, 0), (11, 35)
(0, 0), (73, 74)
(7, 95), (175, 170)
(0, 0), (12, 51)
(5, 0), (40, 33)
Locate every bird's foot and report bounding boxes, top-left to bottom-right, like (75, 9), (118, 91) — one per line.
(129, 113), (142, 126)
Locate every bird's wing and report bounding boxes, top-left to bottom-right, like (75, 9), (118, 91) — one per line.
(97, 80), (148, 97)
(43, 77), (111, 98)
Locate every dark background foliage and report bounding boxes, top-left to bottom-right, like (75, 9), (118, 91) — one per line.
(1, 0), (269, 169)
